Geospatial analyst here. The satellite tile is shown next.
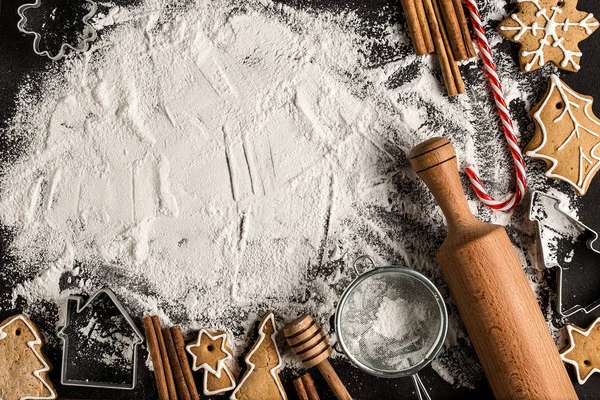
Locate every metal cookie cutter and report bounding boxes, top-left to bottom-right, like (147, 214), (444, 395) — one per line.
(17, 0), (98, 60)
(58, 288), (144, 389)
(529, 191), (600, 317)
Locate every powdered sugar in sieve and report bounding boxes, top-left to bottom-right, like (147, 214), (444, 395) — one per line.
(335, 262), (447, 399)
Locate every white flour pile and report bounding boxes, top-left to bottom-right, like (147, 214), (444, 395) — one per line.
(373, 297), (424, 340)
(0, 0), (581, 391)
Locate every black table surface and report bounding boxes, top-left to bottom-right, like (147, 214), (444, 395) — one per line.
(2, 0), (600, 399)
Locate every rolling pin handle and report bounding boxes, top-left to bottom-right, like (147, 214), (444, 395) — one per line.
(409, 137), (476, 231)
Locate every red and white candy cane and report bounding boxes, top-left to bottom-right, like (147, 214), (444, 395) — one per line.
(462, 0), (527, 211)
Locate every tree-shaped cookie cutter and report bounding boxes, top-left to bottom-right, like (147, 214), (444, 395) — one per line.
(529, 191), (600, 317)
(17, 0), (98, 60)
(58, 288), (144, 389)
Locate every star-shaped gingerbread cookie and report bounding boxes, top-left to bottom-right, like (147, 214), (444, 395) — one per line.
(499, 0), (599, 72)
(186, 329), (236, 396)
(560, 317), (600, 384)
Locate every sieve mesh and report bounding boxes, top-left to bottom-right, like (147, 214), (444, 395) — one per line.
(337, 270), (445, 376)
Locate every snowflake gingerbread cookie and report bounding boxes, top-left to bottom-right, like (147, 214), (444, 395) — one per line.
(0, 314), (57, 400)
(499, 0), (599, 72)
(560, 317), (600, 384)
(186, 329), (236, 396)
(526, 75), (600, 195)
(231, 311), (287, 400)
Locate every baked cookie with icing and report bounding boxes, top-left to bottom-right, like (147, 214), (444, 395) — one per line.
(186, 329), (236, 396)
(499, 0), (599, 72)
(560, 317), (600, 384)
(526, 75), (600, 195)
(230, 312), (287, 400)
(0, 314), (57, 400)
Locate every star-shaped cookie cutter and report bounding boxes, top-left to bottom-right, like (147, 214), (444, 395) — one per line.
(17, 0), (98, 61)
(529, 191), (600, 318)
(560, 317), (600, 384)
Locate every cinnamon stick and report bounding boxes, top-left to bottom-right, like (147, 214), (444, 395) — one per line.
(399, 0), (428, 55)
(293, 376), (309, 400)
(171, 326), (200, 400)
(423, 0), (458, 95)
(452, 0), (476, 58)
(143, 316), (169, 400)
(152, 316), (177, 400)
(414, 0), (434, 53)
(163, 327), (192, 400)
(437, 0), (467, 60)
(433, 0), (465, 94)
(301, 373), (320, 400)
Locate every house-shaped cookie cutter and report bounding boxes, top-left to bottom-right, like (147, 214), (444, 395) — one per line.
(17, 0), (98, 60)
(58, 288), (144, 389)
(529, 191), (600, 317)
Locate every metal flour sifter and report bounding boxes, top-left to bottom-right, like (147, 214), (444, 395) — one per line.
(335, 255), (448, 400)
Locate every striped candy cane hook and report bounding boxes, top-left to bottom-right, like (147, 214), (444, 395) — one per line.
(462, 0), (527, 211)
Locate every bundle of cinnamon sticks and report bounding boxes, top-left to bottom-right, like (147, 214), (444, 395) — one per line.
(293, 373), (320, 400)
(143, 316), (200, 400)
(400, 0), (476, 95)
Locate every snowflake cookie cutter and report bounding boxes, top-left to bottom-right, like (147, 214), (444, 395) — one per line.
(58, 288), (144, 390)
(529, 191), (600, 318)
(17, 0), (98, 61)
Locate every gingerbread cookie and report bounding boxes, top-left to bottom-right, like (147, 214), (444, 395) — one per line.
(499, 0), (599, 72)
(526, 75), (600, 195)
(186, 329), (236, 396)
(0, 314), (57, 400)
(560, 317), (600, 384)
(230, 312), (287, 400)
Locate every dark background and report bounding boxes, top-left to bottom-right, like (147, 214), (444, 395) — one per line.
(2, 0), (600, 398)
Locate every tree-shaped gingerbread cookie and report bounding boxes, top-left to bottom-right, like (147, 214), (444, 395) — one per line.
(230, 311), (287, 400)
(0, 314), (57, 400)
(186, 329), (236, 396)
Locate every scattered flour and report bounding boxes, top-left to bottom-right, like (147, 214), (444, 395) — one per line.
(0, 0), (581, 392)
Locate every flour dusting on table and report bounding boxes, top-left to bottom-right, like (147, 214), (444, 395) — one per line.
(0, 0), (578, 392)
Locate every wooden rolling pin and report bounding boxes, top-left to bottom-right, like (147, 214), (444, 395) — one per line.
(284, 315), (352, 400)
(409, 137), (576, 399)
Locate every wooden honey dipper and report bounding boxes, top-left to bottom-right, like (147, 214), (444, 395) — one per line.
(284, 314), (352, 400)
(409, 137), (576, 399)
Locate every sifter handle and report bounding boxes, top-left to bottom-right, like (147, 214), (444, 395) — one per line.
(408, 137), (477, 230)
